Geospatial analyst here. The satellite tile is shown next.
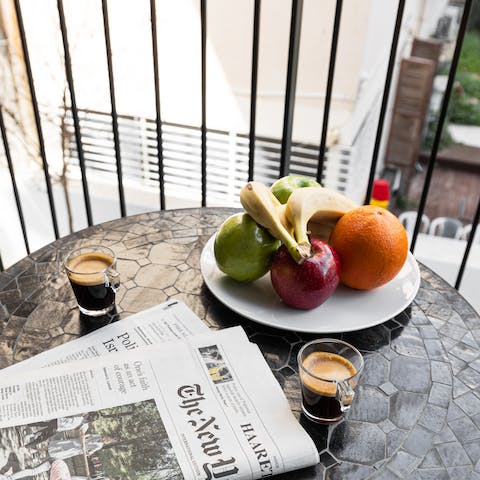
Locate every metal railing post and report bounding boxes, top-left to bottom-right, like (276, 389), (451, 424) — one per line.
(201, 0), (207, 207)
(13, 0), (59, 239)
(410, 0), (473, 252)
(455, 194), (480, 290)
(150, 0), (166, 210)
(364, 0), (405, 205)
(317, 0), (343, 183)
(0, 107), (30, 254)
(57, 0), (93, 226)
(102, 0), (127, 217)
(280, 0), (303, 177)
(248, 0), (261, 182)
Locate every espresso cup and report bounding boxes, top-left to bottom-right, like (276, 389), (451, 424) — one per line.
(64, 246), (120, 317)
(298, 339), (364, 424)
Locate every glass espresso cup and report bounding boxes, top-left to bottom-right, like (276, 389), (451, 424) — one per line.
(64, 246), (120, 317)
(298, 339), (364, 424)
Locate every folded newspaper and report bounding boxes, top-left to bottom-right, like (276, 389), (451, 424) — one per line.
(0, 300), (319, 480)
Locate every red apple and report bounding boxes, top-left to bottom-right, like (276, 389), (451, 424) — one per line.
(270, 237), (341, 310)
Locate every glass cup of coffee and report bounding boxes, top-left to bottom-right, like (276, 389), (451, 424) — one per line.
(298, 338), (364, 424)
(64, 246), (120, 317)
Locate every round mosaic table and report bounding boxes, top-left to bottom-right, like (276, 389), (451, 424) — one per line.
(0, 208), (479, 480)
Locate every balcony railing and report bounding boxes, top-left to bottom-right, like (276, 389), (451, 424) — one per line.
(0, 0), (479, 295)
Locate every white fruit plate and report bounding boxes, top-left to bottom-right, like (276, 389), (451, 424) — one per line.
(200, 235), (421, 333)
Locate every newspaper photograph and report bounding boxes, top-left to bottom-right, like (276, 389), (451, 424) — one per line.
(0, 400), (182, 480)
(0, 327), (319, 480)
(0, 300), (208, 378)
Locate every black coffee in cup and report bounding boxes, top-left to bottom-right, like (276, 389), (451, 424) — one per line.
(66, 251), (117, 315)
(300, 351), (357, 422)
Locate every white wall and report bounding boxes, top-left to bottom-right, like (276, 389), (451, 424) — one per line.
(11, 0), (380, 146)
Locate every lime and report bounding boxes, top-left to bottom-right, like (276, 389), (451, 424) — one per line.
(214, 213), (280, 282)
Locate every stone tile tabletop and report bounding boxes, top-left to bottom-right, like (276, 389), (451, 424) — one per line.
(0, 208), (479, 479)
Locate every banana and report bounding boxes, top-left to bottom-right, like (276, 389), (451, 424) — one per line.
(240, 182), (311, 263)
(286, 187), (358, 245)
(276, 203), (295, 237)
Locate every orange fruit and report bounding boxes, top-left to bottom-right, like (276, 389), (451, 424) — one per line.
(329, 205), (408, 290)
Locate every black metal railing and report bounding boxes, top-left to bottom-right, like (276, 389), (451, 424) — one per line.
(13, 0), (59, 239)
(150, 0), (165, 210)
(364, 0), (406, 205)
(317, 0), (343, 181)
(248, 0), (261, 182)
(102, 0), (126, 218)
(58, 0), (92, 226)
(0, 107), (29, 254)
(1, 0), (478, 293)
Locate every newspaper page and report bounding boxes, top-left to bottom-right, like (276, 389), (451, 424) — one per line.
(0, 299), (208, 378)
(0, 326), (318, 480)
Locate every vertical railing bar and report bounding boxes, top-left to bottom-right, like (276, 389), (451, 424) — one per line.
(102, 0), (126, 217)
(455, 195), (480, 289)
(248, 0), (261, 182)
(150, 0), (165, 210)
(364, 0), (405, 205)
(0, 107), (30, 254)
(13, 0), (59, 239)
(280, 0), (303, 177)
(410, 0), (472, 252)
(201, 0), (207, 206)
(316, 0), (343, 183)
(57, 0), (93, 226)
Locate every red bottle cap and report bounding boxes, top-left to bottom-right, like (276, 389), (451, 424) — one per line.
(372, 179), (390, 201)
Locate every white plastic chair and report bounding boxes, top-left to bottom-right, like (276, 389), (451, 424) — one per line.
(429, 217), (463, 238)
(455, 224), (480, 243)
(398, 211), (430, 238)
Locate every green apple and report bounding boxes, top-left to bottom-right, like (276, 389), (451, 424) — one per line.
(271, 175), (321, 204)
(214, 213), (280, 282)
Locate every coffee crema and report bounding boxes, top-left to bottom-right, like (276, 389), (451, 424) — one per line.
(66, 252), (113, 286)
(301, 351), (357, 397)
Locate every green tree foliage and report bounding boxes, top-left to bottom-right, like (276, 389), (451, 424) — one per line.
(469, 1), (480, 30)
(458, 30), (480, 74)
(456, 71), (480, 98)
(449, 71), (480, 126)
(422, 111), (454, 151)
(448, 30), (480, 126)
(87, 401), (182, 480)
(449, 91), (480, 125)
(423, 30), (480, 151)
